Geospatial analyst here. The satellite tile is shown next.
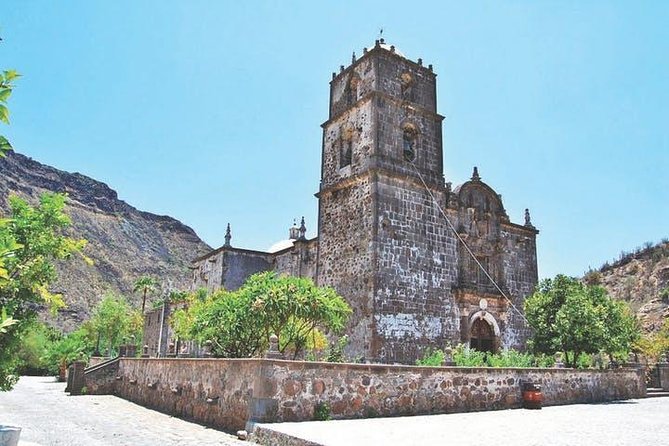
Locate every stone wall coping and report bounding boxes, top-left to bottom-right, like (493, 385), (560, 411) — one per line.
(118, 357), (640, 374)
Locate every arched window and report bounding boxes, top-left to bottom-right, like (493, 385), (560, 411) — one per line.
(402, 125), (418, 161)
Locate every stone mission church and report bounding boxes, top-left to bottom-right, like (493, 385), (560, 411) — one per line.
(190, 40), (539, 364)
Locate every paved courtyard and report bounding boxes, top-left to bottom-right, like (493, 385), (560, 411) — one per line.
(257, 395), (669, 446)
(1, 376), (667, 446)
(0, 376), (246, 446)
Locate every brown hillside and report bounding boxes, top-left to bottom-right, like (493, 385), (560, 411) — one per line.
(0, 151), (211, 331)
(587, 241), (669, 333)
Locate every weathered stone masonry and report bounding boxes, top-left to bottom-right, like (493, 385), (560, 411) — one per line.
(85, 358), (646, 434)
(186, 40), (539, 364)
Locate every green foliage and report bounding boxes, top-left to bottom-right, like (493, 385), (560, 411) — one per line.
(173, 288), (266, 358)
(43, 327), (94, 374)
(90, 293), (143, 356)
(171, 272), (352, 359)
(0, 68), (19, 157)
(0, 193), (86, 390)
(486, 349), (535, 368)
(325, 335), (349, 363)
(575, 352), (593, 369)
(532, 353), (556, 368)
(583, 269), (602, 286)
(313, 402), (331, 421)
(419, 344), (555, 368)
(16, 321), (60, 375)
(660, 288), (669, 302)
(453, 344), (487, 367)
(0, 308), (16, 334)
(524, 274), (640, 367)
(415, 348), (445, 366)
(635, 318), (669, 363)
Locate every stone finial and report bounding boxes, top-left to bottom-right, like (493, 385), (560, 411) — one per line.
(265, 333), (284, 359)
(363, 47), (368, 54)
(380, 37), (385, 44)
(554, 352), (564, 368)
(375, 39), (380, 47)
(442, 345), (454, 366)
(524, 209), (535, 228)
(224, 223), (232, 247)
(471, 166), (480, 181)
(428, 64), (433, 72)
(203, 340), (213, 357)
(298, 216), (307, 240)
(390, 45), (395, 53)
(417, 58), (423, 66)
(340, 65), (345, 73)
(352, 52), (356, 63)
(332, 72), (336, 80)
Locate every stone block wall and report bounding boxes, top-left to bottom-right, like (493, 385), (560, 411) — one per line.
(317, 177), (376, 361)
(659, 363), (669, 391)
(84, 357), (119, 395)
(87, 358), (645, 434)
(374, 176), (459, 362)
(259, 361), (645, 423)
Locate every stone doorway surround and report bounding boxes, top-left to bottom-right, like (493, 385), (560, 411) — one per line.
(469, 309), (501, 353)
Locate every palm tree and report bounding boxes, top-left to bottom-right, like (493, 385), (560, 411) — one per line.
(133, 276), (159, 313)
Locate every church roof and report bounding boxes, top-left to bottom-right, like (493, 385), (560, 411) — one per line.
(267, 239), (295, 253)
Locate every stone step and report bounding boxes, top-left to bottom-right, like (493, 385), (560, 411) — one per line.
(645, 388), (669, 398)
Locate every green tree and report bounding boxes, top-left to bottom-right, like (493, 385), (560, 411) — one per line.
(0, 68), (19, 157)
(524, 275), (639, 368)
(172, 272), (352, 359)
(43, 327), (95, 378)
(0, 38), (20, 327)
(0, 193), (86, 390)
(133, 275), (159, 313)
(16, 321), (60, 375)
(90, 293), (143, 356)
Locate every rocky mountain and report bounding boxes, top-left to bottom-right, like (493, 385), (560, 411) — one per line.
(0, 151), (211, 331)
(586, 240), (669, 333)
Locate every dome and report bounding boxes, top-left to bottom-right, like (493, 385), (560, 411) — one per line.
(267, 239), (294, 253)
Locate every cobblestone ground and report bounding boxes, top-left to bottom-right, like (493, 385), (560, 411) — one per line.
(258, 397), (669, 446)
(0, 376), (246, 446)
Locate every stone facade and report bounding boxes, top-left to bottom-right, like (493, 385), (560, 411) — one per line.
(189, 40), (539, 364)
(85, 358), (646, 434)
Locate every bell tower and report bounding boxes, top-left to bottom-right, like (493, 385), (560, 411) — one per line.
(317, 40), (458, 363)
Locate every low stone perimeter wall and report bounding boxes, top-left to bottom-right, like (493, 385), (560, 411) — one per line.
(85, 358), (645, 433)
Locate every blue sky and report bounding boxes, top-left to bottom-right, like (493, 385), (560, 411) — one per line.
(2, 1), (668, 279)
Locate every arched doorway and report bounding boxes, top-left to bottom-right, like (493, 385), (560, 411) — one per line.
(468, 310), (500, 354)
(470, 318), (495, 353)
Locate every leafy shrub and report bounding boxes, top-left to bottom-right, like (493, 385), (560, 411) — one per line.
(583, 269), (603, 286)
(575, 352), (593, 369)
(415, 348), (445, 366)
(486, 349), (535, 368)
(453, 344), (486, 367)
(660, 288), (669, 302)
(326, 335), (348, 363)
(313, 402), (331, 421)
(16, 322), (60, 375)
(532, 353), (555, 368)
(172, 273), (351, 359)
